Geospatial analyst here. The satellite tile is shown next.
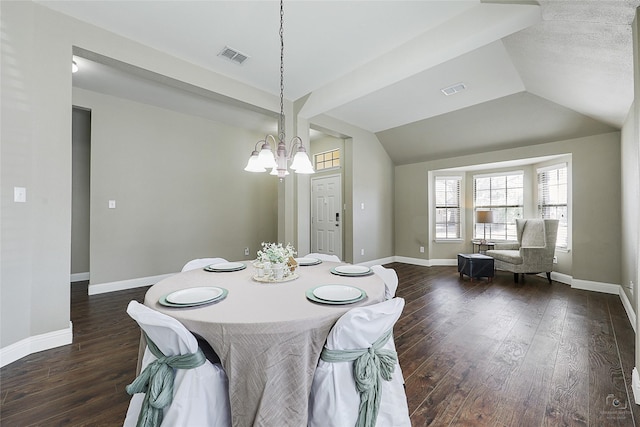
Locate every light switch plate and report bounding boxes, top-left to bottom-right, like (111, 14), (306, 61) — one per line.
(108, 200), (116, 209)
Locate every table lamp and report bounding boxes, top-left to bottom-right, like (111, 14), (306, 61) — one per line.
(476, 210), (494, 244)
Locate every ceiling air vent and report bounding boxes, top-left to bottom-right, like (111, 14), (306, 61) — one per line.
(441, 83), (466, 96)
(218, 46), (249, 65)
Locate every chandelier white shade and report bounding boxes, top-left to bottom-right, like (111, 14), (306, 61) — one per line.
(244, 0), (314, 180)
(245, 135), (314, 177)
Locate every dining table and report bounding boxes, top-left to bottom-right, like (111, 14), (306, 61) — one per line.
(142, 259), (386, 427)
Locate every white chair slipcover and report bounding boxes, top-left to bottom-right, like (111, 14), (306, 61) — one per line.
(305, 253), (341, 262)
(308, 298), (410, 427)
(124, 301), (231, 427)
(371, 265), (399, 300)
(181, 257), (228, 272)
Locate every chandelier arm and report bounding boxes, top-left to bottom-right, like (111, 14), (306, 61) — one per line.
(286, 136), (304, 160)
(264, 134), (278, 149)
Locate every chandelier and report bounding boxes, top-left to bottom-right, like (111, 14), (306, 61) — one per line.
(244, 0), (315, 180)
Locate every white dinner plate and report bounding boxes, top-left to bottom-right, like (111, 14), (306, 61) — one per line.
(334, 265), (371, 275)
(295, 257), (322, 266)
(206, 262), (246, 272)
(166, 287), (224, 305)
(313, 285), (362, 302)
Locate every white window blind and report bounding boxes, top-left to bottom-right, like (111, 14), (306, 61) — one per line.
(538, 164), (568, 248)
(473, 171), (524, 241)
(435, 176), (461, 240)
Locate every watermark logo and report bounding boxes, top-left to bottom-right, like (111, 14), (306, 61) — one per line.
(602, 394), (631, 420)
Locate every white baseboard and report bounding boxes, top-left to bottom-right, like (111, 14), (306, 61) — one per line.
(0, 322), (73, 368)
(358, 256), (395, 267)
(70, 272), (90, 282)
(619, 288), (636, 333)
(548, 271), (572, 285)
(571, 278), (620, 295)
(88, 273), (175, 295)
(393, 256), (431, 266)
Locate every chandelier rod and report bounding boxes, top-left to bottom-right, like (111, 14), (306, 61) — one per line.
(279, 0), (285, 143)
(243, 0), (315, 178)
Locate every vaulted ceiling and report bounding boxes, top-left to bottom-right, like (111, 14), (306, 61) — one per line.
(40, 0), (638, 165)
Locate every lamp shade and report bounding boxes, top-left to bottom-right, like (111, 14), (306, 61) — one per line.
(476, 210), (494, 224)
(244, 152), (266, 172)
(290, 150), (314, 174)
(258, 144), (277, 169)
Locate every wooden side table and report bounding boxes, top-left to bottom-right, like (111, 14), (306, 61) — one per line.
(457, 253), (494, 282)
(471, 240), (495, 254)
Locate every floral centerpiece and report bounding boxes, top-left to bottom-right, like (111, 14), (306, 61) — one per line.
(255, 242), (297, 281)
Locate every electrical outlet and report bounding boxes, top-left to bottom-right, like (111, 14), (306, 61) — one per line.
(244, 247), (250, 256)
(419, 246), (425, 253)
(14, 187), (26, 203)
(553, 256), (558, 264)
(361, 248), (365, 256)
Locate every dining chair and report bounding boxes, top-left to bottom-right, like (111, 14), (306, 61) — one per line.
(305, 252), (341, 262)
(308, 298), (410, 427)
(371, 265), (398, 299)
(181, 257), (228, 272)
(123, 301), (231, 427)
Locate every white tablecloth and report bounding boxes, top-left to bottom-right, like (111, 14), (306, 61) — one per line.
(143, 261), (385, 427)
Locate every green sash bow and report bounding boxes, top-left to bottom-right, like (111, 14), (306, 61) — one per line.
(126, 334), (206, 427)
(320, 329), (397, 427)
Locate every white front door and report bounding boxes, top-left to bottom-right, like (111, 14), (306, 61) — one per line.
(311, 174), (342, 260)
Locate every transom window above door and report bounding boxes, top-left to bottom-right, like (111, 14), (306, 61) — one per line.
(314, 149), (340, 171)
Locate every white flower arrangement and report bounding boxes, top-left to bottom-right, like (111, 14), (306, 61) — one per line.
(256, 242), (297, 265)
(254, 242), (298, 281)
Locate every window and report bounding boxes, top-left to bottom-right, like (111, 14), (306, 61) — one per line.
(314, 149), (340, 171)
(473, 172), (524, 241)
(435, 176), (461, 240)
(538, 164), (568, 248)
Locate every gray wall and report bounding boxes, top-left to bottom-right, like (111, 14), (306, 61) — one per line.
(631, 7), (640, 385)
(1, 1), (73, 348)
(73, 88), (277, 287)
(621, 102), (638, 308)
(71, 108), (91, 276)
(0, 1), (282, 353)
(395, 132), (622, 286)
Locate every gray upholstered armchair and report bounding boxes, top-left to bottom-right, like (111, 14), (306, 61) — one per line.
(485, 219), (559, 283)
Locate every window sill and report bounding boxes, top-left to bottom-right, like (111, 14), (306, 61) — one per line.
(434, 239), (464, 244)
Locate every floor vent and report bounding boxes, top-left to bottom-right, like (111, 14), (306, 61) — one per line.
(218, 46), (249, 65)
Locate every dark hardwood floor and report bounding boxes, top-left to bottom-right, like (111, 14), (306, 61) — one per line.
(1, 263), (638, 426)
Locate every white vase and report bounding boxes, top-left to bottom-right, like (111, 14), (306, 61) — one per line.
(253, 261), (264, 277)
(272, 263), (285, 280)
(261, 262), (271, 279)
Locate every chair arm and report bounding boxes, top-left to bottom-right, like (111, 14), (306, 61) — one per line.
(520, 247), (553, 267)
(494, 242), (520, 250)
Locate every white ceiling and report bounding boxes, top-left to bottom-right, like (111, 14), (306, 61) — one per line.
(39, 0), (639, 164)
